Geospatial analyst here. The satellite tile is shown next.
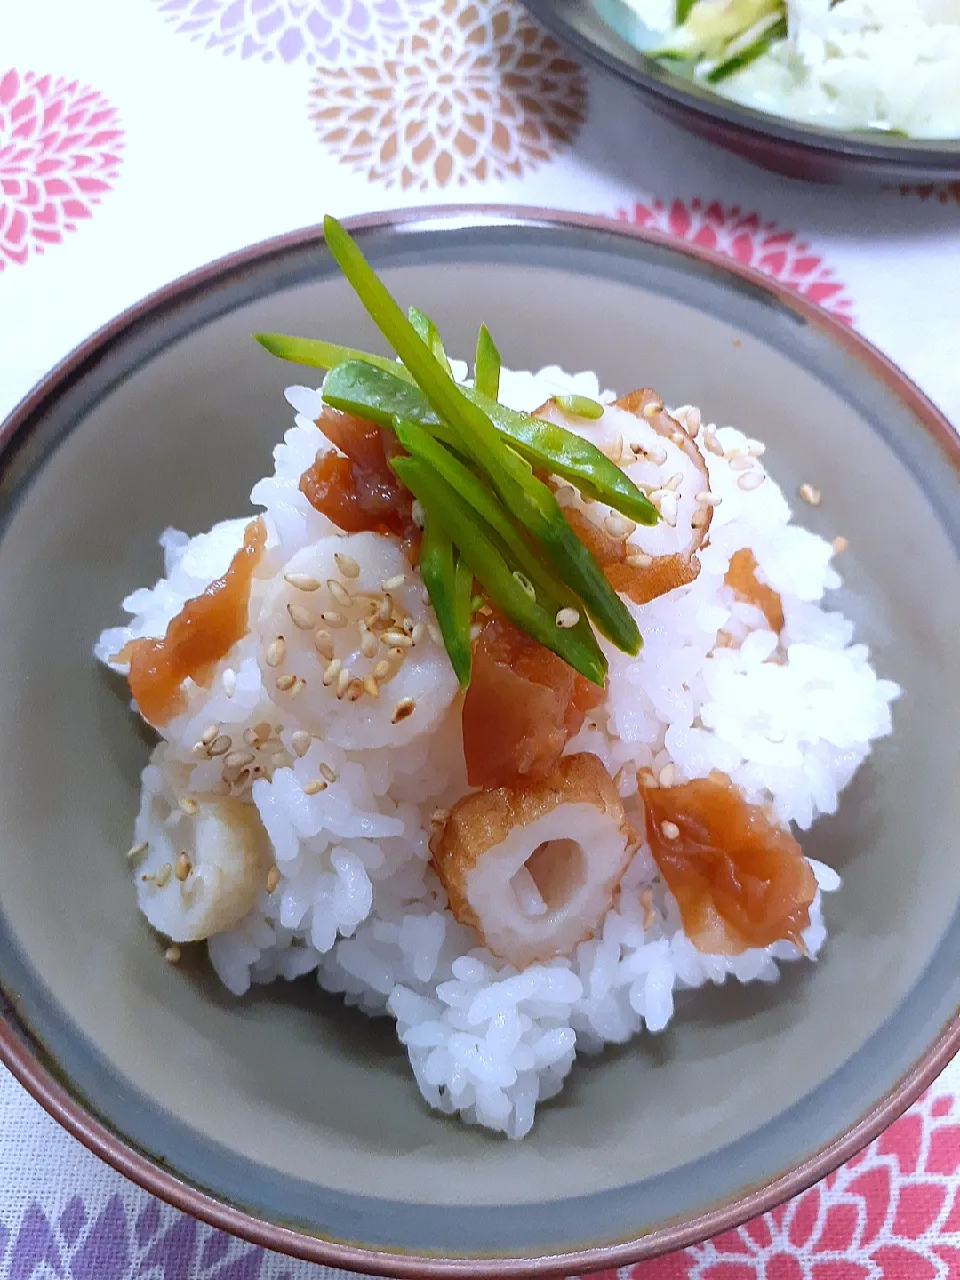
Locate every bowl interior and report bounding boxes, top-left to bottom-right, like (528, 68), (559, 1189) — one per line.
(0, 216), (958, 1262)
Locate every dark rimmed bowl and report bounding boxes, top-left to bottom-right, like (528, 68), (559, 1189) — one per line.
(0, 207), (958, 1276)
(524, 0), (960, 184)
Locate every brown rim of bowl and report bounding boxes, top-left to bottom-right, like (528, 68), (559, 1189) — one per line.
(0, 206), (958, 1278)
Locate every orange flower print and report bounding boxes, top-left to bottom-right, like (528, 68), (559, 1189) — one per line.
(309, 0), (587, 191)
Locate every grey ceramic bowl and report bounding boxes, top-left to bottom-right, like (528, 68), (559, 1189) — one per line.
(524, 0), (960, 184)
(0, 208), (958, 1277)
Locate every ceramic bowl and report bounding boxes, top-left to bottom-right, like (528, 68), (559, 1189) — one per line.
(523, 0), (960, 184)
(0, 208), (958, 1277)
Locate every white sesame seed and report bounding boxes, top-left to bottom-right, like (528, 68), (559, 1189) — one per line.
(832, 536), (848, 554)
(284, 572), (321, 592)
(287, 602), (315, 630)
(638, 769), (659, 789)
(382, 574), (406, 591)
(684, 405), (701, 435)
(658, 491), (679, 527)
(334, 553), (361, 579)
(401, 616), (415, 635)
(747, 440), (766, 457)
(658, 763), (675, 788)
(192, 742), (208, 759)
(626, 551), (654, 568)
(179, 796), (198, 817)
(266, 865), (281, 894)
(665, 472), (683, 493)
(321, 657), (342, 688)
(275, 673), (297, 692)
(327, 579), (352, 608)
(155, 863), (172, 888)
(799, 482), (822, 506)
(242, 727), (260, 747)
(670, 430), (685, 446)
(126, 841), (148, 864)
(320, 611), (347, 628)
(356, 630), (374, 659)
(695, 491), (721, 507)
(265, 637), (286, 668)
(382, 630), (413, 648)
(372, 659), (391, 680)
(469, 623), (482, 642)
(729, 455), (753, 471)
(304, 779), (327, 796)
(220, 667), (236, 697)
(175, 853), (192, 882)
(513, 572), (536, 600)
(319, 762), (337, 783)
(336, 666), (351, 698)
(363, 673), (380, 699)
(702, 432), (724, 457)
(314, 629), (335, 660)
(431, 808), (450, 825)
(660, 821), (680, 841)
(345, 677), (363, 702)
(604, 513), (636, 539)
(555, 607), (580, 629)
(378, 596), (393, 622)
(738, 471), (766, 492)
(411, 622), (426, 645)
(164, 946), (181, 964)
(642, 401), (662, 420)
(411, 499), (425, 529)
(201, 724), (219, 746)
(392, 697), (415, 724)
(226, 749), (256, 771)
(208, 734), (232, 757)
(427, 623), (442, 646)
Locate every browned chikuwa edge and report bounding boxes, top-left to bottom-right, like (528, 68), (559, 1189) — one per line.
(1, 207), (958, 1279)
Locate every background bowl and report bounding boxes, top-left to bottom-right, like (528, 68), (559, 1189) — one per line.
(523, 0), (960, 184)
(0, 208), (958, 1276)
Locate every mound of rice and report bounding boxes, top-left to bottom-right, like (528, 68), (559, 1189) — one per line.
(626, 0), (960, 138)
(96, 366), (898, 1139)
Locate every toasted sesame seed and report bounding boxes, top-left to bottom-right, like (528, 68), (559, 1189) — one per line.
(336, 666), (351, 698)
(363, 673), (380, 699)
(266, 637), (286, 668)
(126, 841), (148, 864)
(155, 862), (172, 888)
(555, 607), (580, 629)
(320, 611), (347, 628)
(832, 535), (848, 554)
(345, 677), (363, 702)
(799, 482), (822, 506)
(695, 491), (721, 507)
(334, 553), (361, 579)
(372, 659), (391, 680)
(291, 730), (311, 758)
(642, 400), (662, 420)
(175, 853), (192, 882)
(287, 602), (315, 630)
(691, 507), (711, 529)
(164, 946), (181, 964)
(201, 724), (219, 746)
(304, 779), (327, 796)
(626, 551), (654, 568)
(179, 796), (198, 816)
(360, 629), (378, 658)
(319, 762), (337, 783)
(382, 630), (413, 648)
(242, 727), (260, 747)
(382, 574), (406, 591)
(275, 673), (297, 692)
(411, 621), (426, 645)
(322, 657), (341, 687)
(729, 454), (753, 471)
(658, 763), (675, 788)
(670, 430), (685, 446)
(327, 579), (352, 608)
(313, 630), (335, 661)
(225, 749), (255, 771)
(255, 721), (273, 741)
(738, 471), (766, 492)
(208, 734), (232, 757)
(392, 697), (415, 724)
(285, 571), (321, 592)
(660, 821), (680, 841)
(266, 865), (281, 894)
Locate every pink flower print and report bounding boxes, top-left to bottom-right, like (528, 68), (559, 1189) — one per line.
(0, 69), (123, 273)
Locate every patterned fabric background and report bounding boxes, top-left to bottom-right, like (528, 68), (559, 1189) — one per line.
(1, 0), (959, 1277)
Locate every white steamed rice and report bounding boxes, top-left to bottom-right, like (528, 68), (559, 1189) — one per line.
(96, 365), (898, 1139)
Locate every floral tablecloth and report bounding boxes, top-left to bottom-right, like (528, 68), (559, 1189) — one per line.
(2, 2), (960, 1277)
